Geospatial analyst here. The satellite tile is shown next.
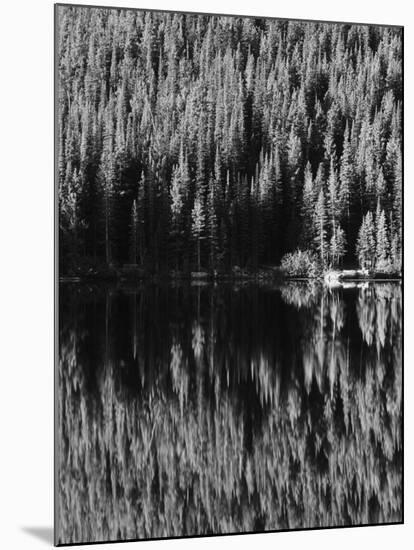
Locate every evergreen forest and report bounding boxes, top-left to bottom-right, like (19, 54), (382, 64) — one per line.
(57, 7), (403, 277)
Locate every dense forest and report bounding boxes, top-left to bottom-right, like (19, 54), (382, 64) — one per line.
(57, 7), (403, 276)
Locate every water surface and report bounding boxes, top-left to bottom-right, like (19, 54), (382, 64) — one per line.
(57, 281), (402, 544)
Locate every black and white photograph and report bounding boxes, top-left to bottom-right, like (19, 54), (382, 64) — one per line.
(55, 3), (403, 546)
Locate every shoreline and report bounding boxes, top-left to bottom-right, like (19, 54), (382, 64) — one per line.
(59, 268), (402, 284)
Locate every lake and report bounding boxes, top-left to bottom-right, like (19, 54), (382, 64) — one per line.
(56, 281), (402, 544)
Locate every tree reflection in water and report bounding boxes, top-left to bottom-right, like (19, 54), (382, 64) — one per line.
(57, 282), (402, 544)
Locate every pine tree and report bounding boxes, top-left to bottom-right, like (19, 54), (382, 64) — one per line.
(286, 127), (303, 249)
(339, 124), (354, 226)
(327, 157), (340, 266)
(207, 176), (219, 270)
(191, 192), (206, 272)
(375, 207), (390, 272)
(330, 224), (346, 268)
(301, 161), (315, 248)
(170, 165), (184, 270)
(393, 148), (402, 253)
(314, 189), (328, 269)
(356, 211), (376, 270)
(170, 167), (184, 223)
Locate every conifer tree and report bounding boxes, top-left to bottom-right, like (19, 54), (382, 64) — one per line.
(327, 157), (340, 264)
(170, 165), (184, 270)
(330, 224), (346, 267)
(375, 207), (390, 272)
(356, 211), (376, 269)
(191, 192), (206, 272)
(314, 189), (328, 269)
(339, 124), (353, 226)
(207, 176), (219, 270)
(301, 161), (315, 248)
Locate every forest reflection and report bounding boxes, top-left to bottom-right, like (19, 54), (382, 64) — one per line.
(57, 282), (402, 544)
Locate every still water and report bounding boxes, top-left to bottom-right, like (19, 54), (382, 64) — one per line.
(57, 281), (402, 544)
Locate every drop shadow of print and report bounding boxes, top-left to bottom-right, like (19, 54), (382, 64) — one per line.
(22, 526), (54, 545)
